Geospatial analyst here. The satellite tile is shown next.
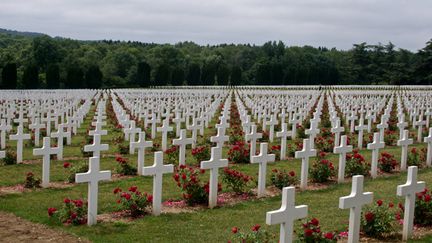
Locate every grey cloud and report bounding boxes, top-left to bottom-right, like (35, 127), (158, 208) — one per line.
(0, 0), (430, 50)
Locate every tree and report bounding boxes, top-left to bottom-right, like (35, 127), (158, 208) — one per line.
(414, 39), (432, 85)
(186, 63), (201, 85)
(136, 61), (151, 87)
(66, 66), (85, 89)
(351, 43), (371, 84)
(22, 64), (39, 89)
(32, 35), (61, 69)
(46, 64), (60, 89)
(230, 66), (242, 86)
(85, 65), (103, 89)
(256, 62), (271, 85)
(1, 63), (17, 89)
(216, 63), (229, 85)
(171, 67), (185, 86)
(154, 63), (171, 86)
(201, 63), (216, 85)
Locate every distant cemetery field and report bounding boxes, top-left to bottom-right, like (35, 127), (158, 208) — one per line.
(1, 85), (432, 242)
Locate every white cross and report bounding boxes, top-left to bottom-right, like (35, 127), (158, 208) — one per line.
(210, 127), (229, 148)
(51, 124), (70, 160)
(245, 124), (262, 159)
(131, 132), (153, 175)
(276, 123), (291, 160)
(251, 143), (276, 197)
(376, 116), (388, 143)
(339, 175), (373, 243)
(0, 119), (12, 149)
(75, 157), (111, 225)
(172, 112), (185, 137)
(33, 137), (60, 187)
(305, 121), (319, 149)
(242, 115), (253, 135)
(14, 110), (28, 127)
(266, 114), (278, 142)
(9, 125), (31, 163)
(365, 111), (375, 133)
(143, 151), (174, 216)
(331, 119), (344, 148)
(266, 187), (308, 243)
(397, 130), (413, 171)
(424, 128), (432, 167)
(172, 129), (193, 166)
(215, 115), (229, 135)
(42, 110), (56, 136)
(84, 134), (108, 158)
(348, 111), (358, 133)
(147, 113), (157, 139)
(295, 139), (316, 190)
(414, 115), (426, 143)
(29, 117), (45, 147)
(123, 120), (138, 140)
(157, 118), (173, 151)
(89, 121), (107, 137)
(0, 150), (4, 159)
(200, 146), (228, 208)
(188, 117), (200, 148)
(334, 135), (353, 183)
(397, 114), (408, 140)
(289, 114), (300, 139)
(397, 166), (425, 241)
(426, 108), (432, 128)
(354, 115), (368, 148)
(367, 132), (385, 178)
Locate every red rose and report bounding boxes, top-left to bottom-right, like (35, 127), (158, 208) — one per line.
(63, 162), (71, 168)
(324, 232), (334, 239)
(63, 198), (71, 204)
(147, 195), (153, 202)
(304, 229), (313, 237)
(74, 199), (83, 207)
(48, 207), (57, 217)
(70, 212), (77, 219)
(129, 186), (138, 192)
(289, 171), (295, 177)
(388, 202), (394, 208)
(365, 212), (374, 222)
(123, 193), (131, 200)
(231, 227), (239, 234)
(251, 224), (260, 231)
(377, 199), (383, 206)
(113, 187), (122, 194)
(425, 194), (431, 202)
(310, 218), (319, 226)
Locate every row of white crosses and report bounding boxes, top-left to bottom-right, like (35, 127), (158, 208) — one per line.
(31, 96), (107, 189)
(293, 125), (432, 189)
(111, 90), (227, 155)
(266, 166), (425, 243)
(1, 91), (96, 163)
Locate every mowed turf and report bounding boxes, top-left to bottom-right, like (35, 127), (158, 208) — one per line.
(0, 103), (431, 242)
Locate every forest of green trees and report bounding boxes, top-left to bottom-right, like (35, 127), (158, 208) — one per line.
(0, 30), (431, 88)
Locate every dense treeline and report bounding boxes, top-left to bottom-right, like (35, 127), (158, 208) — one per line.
(0, 32), (431, 89)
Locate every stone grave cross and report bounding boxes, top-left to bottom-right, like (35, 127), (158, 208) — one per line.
(397, 166), (425, 241)
(339, 175), (373, 243)
(75, 157), (111, 226)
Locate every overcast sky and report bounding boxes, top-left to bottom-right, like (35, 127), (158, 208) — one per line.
(0, 0), (431, 50)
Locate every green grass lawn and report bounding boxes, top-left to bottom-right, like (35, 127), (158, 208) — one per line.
(1, 101), (432, 242)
